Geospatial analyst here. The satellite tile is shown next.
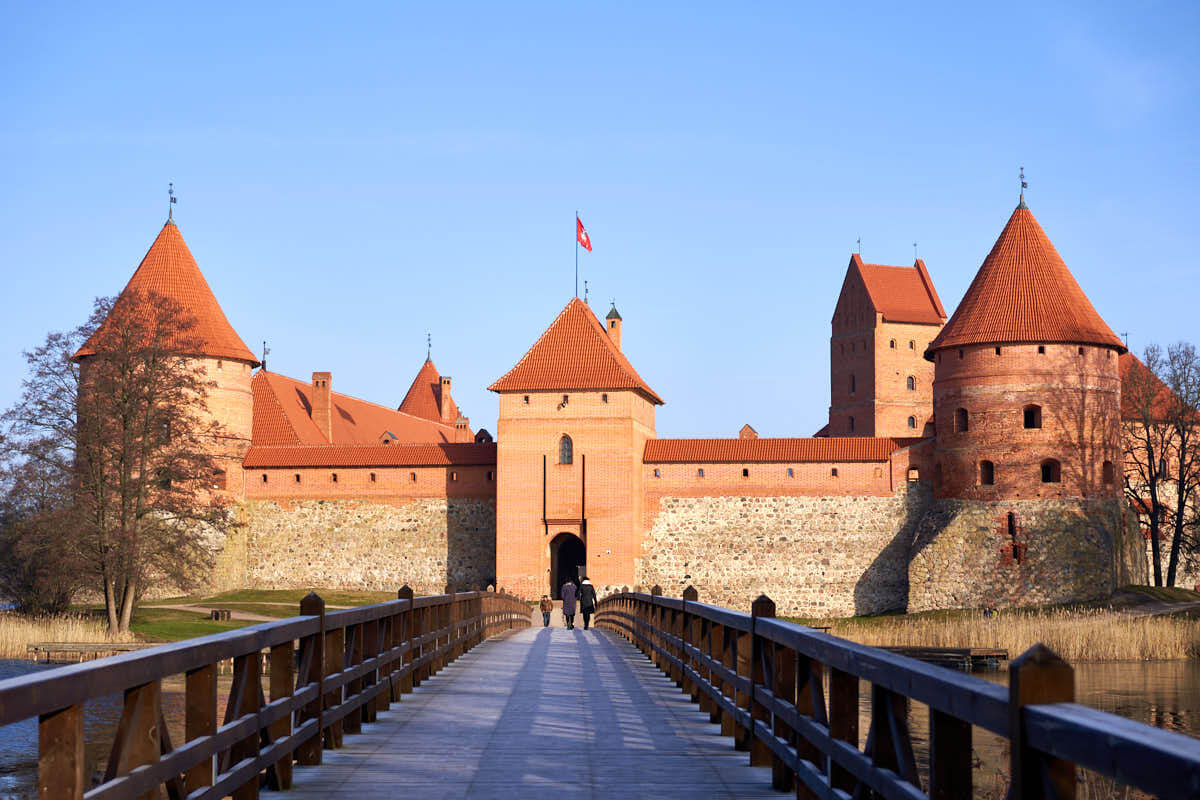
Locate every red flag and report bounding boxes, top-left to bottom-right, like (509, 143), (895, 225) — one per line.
(576, 216), (592, 252)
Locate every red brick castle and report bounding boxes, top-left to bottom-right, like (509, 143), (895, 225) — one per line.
(76, 197), (1145, 614)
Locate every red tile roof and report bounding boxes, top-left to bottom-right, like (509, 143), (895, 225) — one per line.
(250, 370), (461, 448)
(489, 298), (663, 404)
(76, 221), (258, 364)
(243, 442), (496, 468)
(927, 205), (1125, 356)
(398, 358), (459, 422)
(643, 437), (919, 464)
(852, 255), (947, 325)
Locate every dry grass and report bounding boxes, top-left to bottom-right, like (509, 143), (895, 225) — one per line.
(0, 612), (135, 659)
(827, 608), (1200, 662)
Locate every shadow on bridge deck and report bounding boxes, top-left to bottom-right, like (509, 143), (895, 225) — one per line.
(265, 626), (783, 799)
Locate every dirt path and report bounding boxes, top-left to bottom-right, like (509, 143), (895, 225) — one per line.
(143, 603), (280, 622)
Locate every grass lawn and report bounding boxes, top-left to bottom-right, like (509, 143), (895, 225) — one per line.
(150, 588), (399, 608)
(130, 607), (251, 641)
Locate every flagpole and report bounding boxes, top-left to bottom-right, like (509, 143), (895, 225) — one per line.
(575, 209), (579, 298)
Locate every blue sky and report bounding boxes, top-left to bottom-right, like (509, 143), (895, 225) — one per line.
(2, 2), (1198, 437)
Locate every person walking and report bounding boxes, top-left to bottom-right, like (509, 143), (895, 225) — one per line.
(560, 579), (578, 630)
(539, 595), (553, 627)
(578, 578), (597, 630)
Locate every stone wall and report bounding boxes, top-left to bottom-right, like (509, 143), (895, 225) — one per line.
(231, 498), (496, 595)
(908, 498), (1138, 611)
(634, 484), (932, 617)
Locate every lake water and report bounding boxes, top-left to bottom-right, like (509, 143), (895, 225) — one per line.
(0, 659), (1197, 798)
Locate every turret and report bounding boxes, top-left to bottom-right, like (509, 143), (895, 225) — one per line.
(605, 303), (623, 351)
(926, 202), (1125, 500)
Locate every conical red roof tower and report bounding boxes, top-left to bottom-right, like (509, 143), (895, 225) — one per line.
(76, 220), (259, 364)
(926, 203), (1124, 357)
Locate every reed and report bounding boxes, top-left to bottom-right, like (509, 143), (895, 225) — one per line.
(827, 608), (1200, 661)
(0, 612), (134, 659)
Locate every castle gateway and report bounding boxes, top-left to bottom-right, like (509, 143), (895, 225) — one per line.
(77, 197), (1146, 615)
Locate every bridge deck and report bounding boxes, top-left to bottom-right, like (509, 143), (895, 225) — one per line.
(267, 625), (782, 799)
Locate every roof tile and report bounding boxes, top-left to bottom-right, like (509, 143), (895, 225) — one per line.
(489, 298), (662, 403)
(853, 255), (947, 324)
(927, 205), (1125, 355)
(76, 221), (258, 364)
(244, 442), (496, 468)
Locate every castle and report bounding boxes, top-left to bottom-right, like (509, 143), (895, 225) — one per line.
(75, 196), (1147, 614)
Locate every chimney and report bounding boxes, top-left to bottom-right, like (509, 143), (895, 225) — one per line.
(439, 376), (454, 423)
(312, 372), (333, 441)
(455, 415), (472, 443)
(606, 303), (623, 351)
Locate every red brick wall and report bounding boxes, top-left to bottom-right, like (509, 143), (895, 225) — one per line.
(242, 463), (496, 504)
(495, 389), (655, 598)
(828, 277), (940, 438)
(931, 343), (1122, 500)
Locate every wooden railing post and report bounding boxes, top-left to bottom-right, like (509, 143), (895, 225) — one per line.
(269, 638), (295, 789)
(231, 653), (263, 800)
(297, 592), (325, 766)
(748, 594), (774, 766)
(771, 642), (796, 792)
(363, 616), (380, 722)
(38, 704), (84, 800)
(105, 680), (163, 800)
(681, 586), (698, 698)
(184, 663), (217, 792)
(650, 586), (663, 670)
(797, 655), (827, 800)
(398, 585), (415, 695)
(343, 622), (363, 735)
(828, 667), (858, 794)
(1009, 644), (1076, 800)
(323, 615), (345, 750)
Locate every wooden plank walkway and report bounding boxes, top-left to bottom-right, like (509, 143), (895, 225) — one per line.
(266, 625), (784, 799)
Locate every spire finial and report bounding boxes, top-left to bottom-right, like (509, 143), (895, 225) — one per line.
(584, 280), (589, 304)
(856, 236), (862, 256)
(261, 340), (270, 370)
(426, 332), (431, 361)
(913, 241), (918, 261)
(1018, 166), (1028, 208)
(168, 182), (177, 222)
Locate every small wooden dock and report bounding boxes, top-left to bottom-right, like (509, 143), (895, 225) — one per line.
(26, 642), (154, 663)
(880, 646), (1008, 671)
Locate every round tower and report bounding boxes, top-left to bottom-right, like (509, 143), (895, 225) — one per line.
(76, 218), (259, 491)
(925, 201), (1125, 501)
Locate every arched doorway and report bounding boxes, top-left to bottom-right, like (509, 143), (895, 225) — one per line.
(550, 532), (586, 599)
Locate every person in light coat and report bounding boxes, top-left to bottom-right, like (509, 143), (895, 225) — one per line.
(560, 580), (578, 629)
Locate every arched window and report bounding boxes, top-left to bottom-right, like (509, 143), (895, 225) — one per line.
(850, 374), (856, 394)
(889, 339), (896, 349)
(1023, 405), (1042, 429)
(906, 375), (915, 391)
(1103, 461), (1115, 485)
(980, 460), (994, 486)
(954, 408), (968, 433)
(909, 340), (915, 350)
(558, 434), (573, 465)
(907, 416), (917, 429)
(849, 416), (855, 433)
(1041, 459), (1061, 483)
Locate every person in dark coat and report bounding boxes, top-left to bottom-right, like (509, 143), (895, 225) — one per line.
(539, 595), (553, 627)
(578, 579), (598, 630)
(560, 580), (578, 629)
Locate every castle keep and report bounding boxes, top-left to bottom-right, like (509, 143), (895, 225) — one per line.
(75, 198), (1146, 614)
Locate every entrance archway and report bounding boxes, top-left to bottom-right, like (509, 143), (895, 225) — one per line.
(550, 533), (586, 599)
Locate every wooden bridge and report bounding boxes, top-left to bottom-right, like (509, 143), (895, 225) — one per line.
(1, 588), (1198, 799)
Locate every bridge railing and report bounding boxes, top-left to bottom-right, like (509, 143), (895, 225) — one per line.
(596, 588), (1200, 800)
(0, 587), (530, 799)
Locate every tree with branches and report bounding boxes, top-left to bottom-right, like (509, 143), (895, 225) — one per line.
(2, 291), (234, 631)
(1122, 344), (1173, 586)
(1160, 342), (1200, 587)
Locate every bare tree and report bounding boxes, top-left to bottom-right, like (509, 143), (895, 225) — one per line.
(1161, 342), (1200, 586)
(3, 291), (233, 631)
(1122, 345), (1172, 586)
